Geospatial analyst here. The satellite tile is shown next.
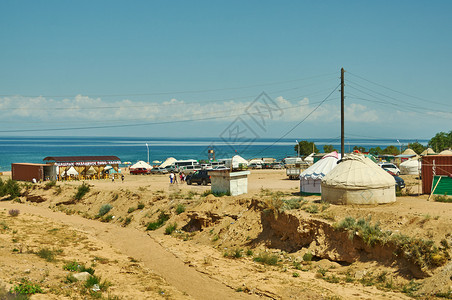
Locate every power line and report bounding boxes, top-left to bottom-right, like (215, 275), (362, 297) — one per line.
(347, 71), (451, 108)
(249, 84), (341, 157)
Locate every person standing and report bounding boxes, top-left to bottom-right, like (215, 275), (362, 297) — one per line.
(121, 174), (124, 183)
(169, 172), (174, 184)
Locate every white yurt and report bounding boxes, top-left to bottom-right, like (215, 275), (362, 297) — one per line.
(321, 153), (396, 205)
(159, 157), (177, 168)
(438, 149), (452, 155)
(400, 159), (421, 175)
(304, 153), (315, 164)
(420, 148), (436, 156)
(130, 160), (152, 170)
(299, 151), (339, 194)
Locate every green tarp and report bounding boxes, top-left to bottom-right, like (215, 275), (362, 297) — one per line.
(431, 176), (452, 195)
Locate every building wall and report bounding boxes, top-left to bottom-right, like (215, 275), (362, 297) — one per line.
(11, 164), (44, 182)
(210, 171), (250, 196)
(421, 155), (452, 194)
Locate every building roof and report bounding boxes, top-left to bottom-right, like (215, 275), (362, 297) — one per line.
(43, 156), (120, 162)
(43, 156), (121, 166)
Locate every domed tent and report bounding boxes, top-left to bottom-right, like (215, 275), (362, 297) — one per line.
(130, 160), (152, 170)
(438, 149), (452, 155)
(402, 148), (417, 156)
(321, 153), (396, 205)
(159, 157), (177, 168)
(304, 153), (315, 164)
(400, 159), (420, 174)
(400, 159), (421, 175)
(420, 148), (436, 156)
(299, 151), (339, 194)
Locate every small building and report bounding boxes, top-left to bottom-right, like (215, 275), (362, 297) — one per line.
(421, 155), (452, 194)
(43, 156), (121, 180)
(210, 170), (250, 196)
(11, 163), (57, 182)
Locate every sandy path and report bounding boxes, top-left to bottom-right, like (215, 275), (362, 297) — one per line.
(0, 202), (259, 300)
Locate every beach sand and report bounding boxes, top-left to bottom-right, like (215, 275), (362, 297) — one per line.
(0, 170), (450, 299)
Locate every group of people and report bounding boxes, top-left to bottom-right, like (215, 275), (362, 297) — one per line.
(169, 171), (186, 184)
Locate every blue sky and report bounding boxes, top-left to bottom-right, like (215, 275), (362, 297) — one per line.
(0, 1), (451, 141)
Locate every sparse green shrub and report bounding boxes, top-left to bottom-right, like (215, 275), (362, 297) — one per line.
(292, 272), (299, 277)
(137, 202), (145, 209)
(36, 248), (57, 262)
(175, 204), (185, 214)
(165, 223), (177, 235)
(65, 274), (77, 283)
(303, 252), (313, 262)
(44, 180), (57, 190)
(101, 215), (114, 222)
(74, 182), (90, 200)
(224, 248), (243, 259)
(63, 261), (80, 271)
(434, 194), (452, 203)
(111, 193), (119, 201)
(401, 280), (420, 297)
(8, 209), (20, 217)
(10, 278), (43, 295)
(146, 211), (169, 231)
(334, 216), (449, 269)
(127, 207), (136, 213)
(246, 249), (253, 256)
(98, 204), (112, 217)
(317, 267), (327, 277)
(324, 274), (340, 283)
(0, 179), (21, 200)
(303, 204), (319, 214)
(123, 216), (132, 226)
(281, 198), (304, 210)
(253, 252), (279, 265)
(201, 190), (212, 197)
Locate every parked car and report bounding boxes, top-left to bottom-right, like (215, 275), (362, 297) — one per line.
(248, 163), (262, 169)
(379, 163), (400, 176)
(151, 167), (168, 174)
(393, 175), (405, 191)
(130, 168), (150, 175)
(186, 170), (211, 185)
(211, 166), (229, 171)
(180, 165), (202, 174)
(165, 165), (176, 172)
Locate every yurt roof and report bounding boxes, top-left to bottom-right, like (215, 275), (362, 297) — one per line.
(130, 160), (152, 170)
(232, 155), (249, 165)
(420, 148), (436, 156)
(300, 151), (339, 180)
(438, 149), (452, 155)
(322, 153), (395, 189)
(400, 159), (420, 167)
(402, 148), (417, 156)
(159, 157), (177, 168)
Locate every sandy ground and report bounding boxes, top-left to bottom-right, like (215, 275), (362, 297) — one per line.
(0, 170), (450, 299)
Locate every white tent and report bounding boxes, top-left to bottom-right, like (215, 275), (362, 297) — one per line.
(299, 151), (339, 194)
(65, 167), (78, 176)
(420, 148), (435, 156)
(321, 153), (396, 205)
(248, 158), (264, 165)
(159, 157), (177, 168)
(232, 155), (249, 168)
(400, 159), (421, 175)
(438, 149), (452, 155)
(130, 160), (152, 170)
(304, 153), (315, 164)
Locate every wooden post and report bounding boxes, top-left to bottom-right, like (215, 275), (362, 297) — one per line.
(341, 68), (345, 157)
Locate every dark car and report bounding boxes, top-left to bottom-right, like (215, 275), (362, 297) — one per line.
(186, 170), (211, 185)
(393, 175), (405, 191)
(130, 168), (150, 175)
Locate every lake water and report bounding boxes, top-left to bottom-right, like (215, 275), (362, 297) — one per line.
(0, 136), (428, 172)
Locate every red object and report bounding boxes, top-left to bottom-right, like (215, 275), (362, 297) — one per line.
(11, 163), (48, 182)
(130, 168), (150, 175)
(421, 155), (452, 194)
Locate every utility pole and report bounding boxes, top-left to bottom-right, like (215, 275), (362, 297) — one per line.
(341, 68), (345, 157)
